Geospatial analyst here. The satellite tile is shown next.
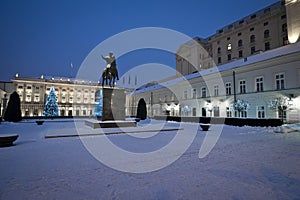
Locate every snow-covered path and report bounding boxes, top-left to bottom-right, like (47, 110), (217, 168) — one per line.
(0, 120), (300, 199)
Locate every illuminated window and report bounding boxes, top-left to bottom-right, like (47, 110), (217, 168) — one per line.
(227, 43), (232, 51)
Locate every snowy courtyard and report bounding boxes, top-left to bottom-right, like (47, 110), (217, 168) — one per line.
(0, 119), (300, 200)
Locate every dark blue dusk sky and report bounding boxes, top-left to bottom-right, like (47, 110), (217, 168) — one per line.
(0, 0), (279, 82)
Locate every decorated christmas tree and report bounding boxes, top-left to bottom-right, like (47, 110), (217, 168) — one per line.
(43, 86), (59, 117)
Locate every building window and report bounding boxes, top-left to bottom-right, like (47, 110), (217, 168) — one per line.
(257, 106), (265, 118)
(238, 32), (242, 36)
(275, 73), (285, 90)
(18, 85), (23, 89)
(214, 85), (219, 96)
(227, 43), (232, 51)
(241, 111), (247, 118)
(264, 22), (269, 26)
(201, 87), (207, 98)
(218, 57), (222, 64)
(265, 42), (270, 51)
(239, 20), (244, 25)
(225, 82), (231, 95)
(226, 107), (232, 117)
(227, 37), (231, 40)
(251, 46), (256, 55)
(282, 23), (287, 33)
(250, 27), (255, 31)
(264, 30), (270, 38)
(238, 40), (243, 47)
(34, 95), (40, 102)
(256, 77), (264, 92)
(227, 54), (232, 61)
(184, 90), (188, 100)
(239, 80), (246, 94)
(239, 50), (243, 58)
(26, 94), (31, 102)
(281, 14), (286, 20)
(217, 47), (221, 54)
(251, 14), (256, 19)
(279, 109), (287, 121)
(250, 35), (256, 43)
(192, 88), (197, 99)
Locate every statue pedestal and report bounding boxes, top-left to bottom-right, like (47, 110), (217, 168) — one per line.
(102, 87), (125, 121)
(86, 87), (136, 128)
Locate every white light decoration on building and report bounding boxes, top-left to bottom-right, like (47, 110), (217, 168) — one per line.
(286, 0), (300, 43)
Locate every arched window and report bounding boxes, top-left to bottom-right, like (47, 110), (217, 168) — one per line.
(238, 40), (243, 47)
(250, 35), (256, 43)
(264, 30), (270, 38)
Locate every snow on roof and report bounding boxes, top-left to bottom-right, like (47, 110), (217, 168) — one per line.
(134, 42), (300, 95)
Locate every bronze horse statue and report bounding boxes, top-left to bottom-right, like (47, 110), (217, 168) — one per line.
(101, 60), (119, 87)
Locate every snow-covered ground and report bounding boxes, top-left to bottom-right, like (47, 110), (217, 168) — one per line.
(0, 119), (300, 200)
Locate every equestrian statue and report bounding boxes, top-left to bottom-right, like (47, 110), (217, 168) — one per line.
(101, 52), (119, 87)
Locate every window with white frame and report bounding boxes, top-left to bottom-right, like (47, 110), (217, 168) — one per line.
(183, 90), (188, 100)
(241, 111), (247, 118)
(214, 85), (219, 96)
(225, 82), (231, 95)
(62, 96), (66, 103)
(239, 80), (246, 94)
(257, 106), (265, 118)
(201, 87), (207, 98)
(226, 107), (232, 117)
(192, 88), (197, 99)
(275, 73), (285, 90)
(26, 94), (31, 102)
(256, 77), (264, 92)
(34, 94), (40, 102)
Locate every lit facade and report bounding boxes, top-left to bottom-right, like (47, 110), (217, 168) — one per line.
(176, 1), (294, 76)
(9, 76), (101, 117)
(130, 43), (300, 122)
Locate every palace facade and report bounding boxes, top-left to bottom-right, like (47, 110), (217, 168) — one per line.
(176, 0), (300, 76)
(130, 42), (300, 122)
(0, 76), (101, 117)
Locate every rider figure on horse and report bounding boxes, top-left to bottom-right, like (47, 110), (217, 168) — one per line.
(101, 52), (119, 87)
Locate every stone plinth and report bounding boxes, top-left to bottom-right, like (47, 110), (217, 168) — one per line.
(85, 119), (136, 129)
(102, 88), (126, 121)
